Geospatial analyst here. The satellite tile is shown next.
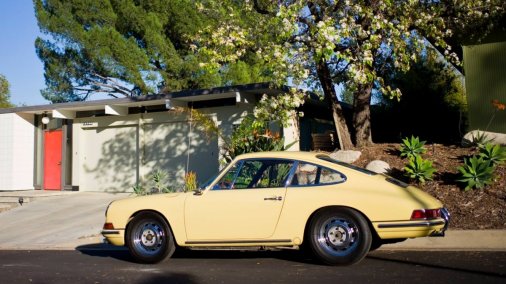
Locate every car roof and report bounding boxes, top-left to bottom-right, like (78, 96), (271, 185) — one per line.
(234, 151), (330, 163)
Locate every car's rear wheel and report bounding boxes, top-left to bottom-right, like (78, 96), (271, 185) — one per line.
(126, 212), (175, 264)
(307, 208), (372, 265)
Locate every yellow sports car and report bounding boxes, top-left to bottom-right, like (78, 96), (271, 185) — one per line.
(102, 151), (449, 265)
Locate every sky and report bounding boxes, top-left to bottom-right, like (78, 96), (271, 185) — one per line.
(0, 1), (47, 106)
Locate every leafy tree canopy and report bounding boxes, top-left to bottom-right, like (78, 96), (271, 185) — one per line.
(192, 0), (505, 148)
(0, 74), (14, 108)
(34, 0), (273, 103)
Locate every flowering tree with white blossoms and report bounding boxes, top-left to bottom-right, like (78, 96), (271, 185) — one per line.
(193, 0), (505, 149)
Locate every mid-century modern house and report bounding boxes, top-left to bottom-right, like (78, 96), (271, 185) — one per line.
(0, 83), (336, 192)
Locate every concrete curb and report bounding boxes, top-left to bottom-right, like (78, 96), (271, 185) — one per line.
(379, 230), (506, 251)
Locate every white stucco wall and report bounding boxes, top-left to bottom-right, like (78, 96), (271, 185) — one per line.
(0, 113), (35, 191)
(72, 104), (252, 192)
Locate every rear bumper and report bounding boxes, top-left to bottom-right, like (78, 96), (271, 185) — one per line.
(430, 207), (450, 237)
(374, 207), (450, 239)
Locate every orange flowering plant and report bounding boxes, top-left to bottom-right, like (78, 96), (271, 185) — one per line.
(485, 99), (506, 130)
(492, 99), (506, 111)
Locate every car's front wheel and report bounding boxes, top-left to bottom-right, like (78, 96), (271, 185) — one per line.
(126, 212), (175, 264)
(307, 208), (372, 265)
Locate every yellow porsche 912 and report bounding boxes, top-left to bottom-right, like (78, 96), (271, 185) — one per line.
(102, 151), (449, 265)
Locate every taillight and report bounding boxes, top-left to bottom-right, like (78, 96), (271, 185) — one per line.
(103, 223), (115, 230)
(411, 209), (441, 220)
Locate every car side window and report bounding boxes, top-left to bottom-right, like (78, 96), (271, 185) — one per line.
(214, 159), (293, 189)
(319, 167), (346, 184)
(290, 162), (345, 186)
(254, 160), (293, 188)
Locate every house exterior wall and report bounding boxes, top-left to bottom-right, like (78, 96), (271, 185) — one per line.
(0, 113), (35, 191)
(72, 104), (253, 192)
(464, 36), (506, 134)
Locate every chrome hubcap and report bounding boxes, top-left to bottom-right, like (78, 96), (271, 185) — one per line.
(317, 217), (359, 256)
(134, 222), (165, 255)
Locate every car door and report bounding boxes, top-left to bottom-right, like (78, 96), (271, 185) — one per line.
(184, 159), (294, 241)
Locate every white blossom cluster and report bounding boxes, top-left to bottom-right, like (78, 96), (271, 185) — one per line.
(189, 0), (504, 126)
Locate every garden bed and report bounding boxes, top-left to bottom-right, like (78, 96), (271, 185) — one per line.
(353, 143), (506, 230)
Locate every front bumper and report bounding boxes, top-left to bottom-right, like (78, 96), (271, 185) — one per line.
(101, 229), (125, 246)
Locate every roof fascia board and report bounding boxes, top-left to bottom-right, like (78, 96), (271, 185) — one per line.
(0, 82), (287, 115)
(53, 109), (76, 119)
(105, 105), (128, 116)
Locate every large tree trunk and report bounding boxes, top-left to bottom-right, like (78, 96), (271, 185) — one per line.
(316, 60), (354, 150)
(353, 83), (374, 147)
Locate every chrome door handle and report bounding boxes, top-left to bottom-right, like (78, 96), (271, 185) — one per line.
(264, 196), (283, 201)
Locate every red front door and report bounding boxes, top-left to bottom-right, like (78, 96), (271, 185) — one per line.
(43, 130), (63, 190)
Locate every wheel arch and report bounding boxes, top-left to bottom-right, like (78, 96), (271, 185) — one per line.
(302, 205), (378, 246)
(124, 209), (178, 247)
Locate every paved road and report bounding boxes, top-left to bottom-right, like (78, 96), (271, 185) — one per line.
(0, 249), (505, 284)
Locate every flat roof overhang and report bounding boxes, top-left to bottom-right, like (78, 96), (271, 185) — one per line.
(0, 83), (286, 117)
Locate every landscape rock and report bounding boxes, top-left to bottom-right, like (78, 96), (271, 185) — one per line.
(329, 150), (361, 164)
(462, 130), (506, 147)
(366, 160), (390, 174)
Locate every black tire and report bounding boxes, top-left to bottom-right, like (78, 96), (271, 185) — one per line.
(307, 208), (372, 265)
(126, 212), (175, 264)
(369, 237), (383, 251)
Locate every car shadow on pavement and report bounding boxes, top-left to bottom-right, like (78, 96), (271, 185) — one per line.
(75, 243), (319, 265)
(75, 243), (132, 262)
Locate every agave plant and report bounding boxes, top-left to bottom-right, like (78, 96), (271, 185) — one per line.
(470, 130), (494, 148)
(479, 143), (506, 166)
(404, 155), (436, 184)
(400, 136), (427, 159)
(132, 184), (146, 196)
(457, 156), (495, 191)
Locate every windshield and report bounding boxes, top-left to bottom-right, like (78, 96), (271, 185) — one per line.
(198, 165), (229, 189)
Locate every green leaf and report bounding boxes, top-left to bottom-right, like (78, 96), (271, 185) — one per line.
(457, 156), (495, 190)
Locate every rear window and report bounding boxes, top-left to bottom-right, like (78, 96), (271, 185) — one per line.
(290, 162), (346, 187)
(316, 154), (377, 176)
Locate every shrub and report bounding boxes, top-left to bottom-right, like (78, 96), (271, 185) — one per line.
(479, 143), (506, 166)
(132, 169), (176, 195)
(404, 155), (437, 183)
(400, 136), (427, 159)
(185, 171), (198, 192)
(223, 115), (293, 163)
(457, 156), (495, 191)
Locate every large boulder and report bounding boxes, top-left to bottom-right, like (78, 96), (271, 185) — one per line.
(462, 130), (506, 147)
(366, 160), (390, 174)
(329, 150), (361, 164)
